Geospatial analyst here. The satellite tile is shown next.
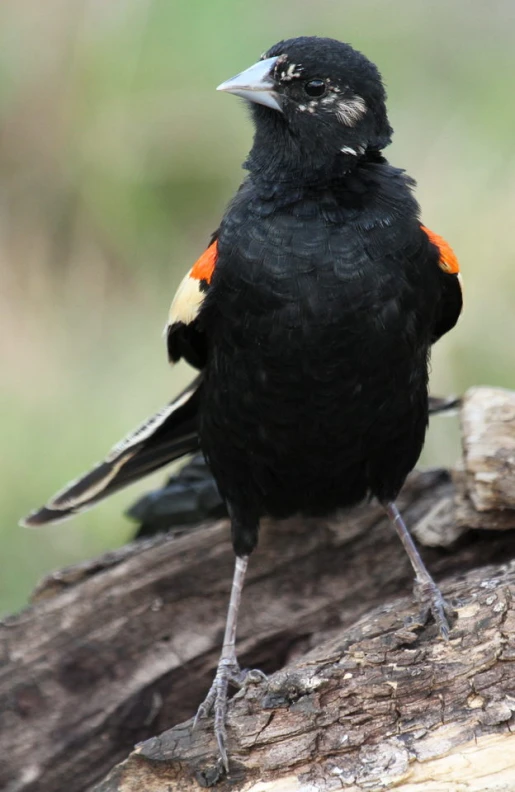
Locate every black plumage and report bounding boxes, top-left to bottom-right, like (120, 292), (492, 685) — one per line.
(200, 167), (450, 554)
(22, 36), (462, 770)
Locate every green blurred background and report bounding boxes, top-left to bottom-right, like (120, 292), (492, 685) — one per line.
(1, 0), (514, 615)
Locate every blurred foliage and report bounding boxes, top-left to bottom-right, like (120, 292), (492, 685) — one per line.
(1, 0), (515, 614)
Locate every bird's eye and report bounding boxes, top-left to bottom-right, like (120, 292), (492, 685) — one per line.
(304, 79), (326, 97)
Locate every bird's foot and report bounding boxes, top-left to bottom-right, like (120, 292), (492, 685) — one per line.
(411, 577), (454, 640)
(194, 656), (267, 771)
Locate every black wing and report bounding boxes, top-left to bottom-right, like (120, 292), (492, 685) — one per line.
(21, 377), (202, 526)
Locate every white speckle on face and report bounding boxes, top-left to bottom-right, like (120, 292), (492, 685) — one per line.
(280, 61), (303, 82)
(336, 95), (367, 126)
(298, 104), (306, 112)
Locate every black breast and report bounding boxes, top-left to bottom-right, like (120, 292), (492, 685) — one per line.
(198, 163), (443, 551)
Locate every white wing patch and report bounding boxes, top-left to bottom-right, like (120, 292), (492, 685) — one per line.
(166, 240), (217, 332)
(168, 270), (205, 329)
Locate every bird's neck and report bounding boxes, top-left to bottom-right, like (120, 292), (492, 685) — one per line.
(245, 141), (383, 193)
(245, 124), (376, 188)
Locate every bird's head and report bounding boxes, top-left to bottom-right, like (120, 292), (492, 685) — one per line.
(217, 36), (393, 183)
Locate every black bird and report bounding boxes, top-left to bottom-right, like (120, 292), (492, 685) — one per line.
(22, 36), (463, 770)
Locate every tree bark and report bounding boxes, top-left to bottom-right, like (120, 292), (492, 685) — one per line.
(2, 387), (515, 792)
(97, 560), (515, 792)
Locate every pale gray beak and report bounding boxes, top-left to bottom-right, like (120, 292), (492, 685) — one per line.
(217, 56), (282, 113)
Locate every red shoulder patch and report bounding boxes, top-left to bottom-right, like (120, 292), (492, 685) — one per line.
(191, 240), (218, 284)
(421, 226), (460, 274)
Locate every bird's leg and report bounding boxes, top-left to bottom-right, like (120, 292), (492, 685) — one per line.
(194, 554), (266, 771)
(384, 501), (453, 639)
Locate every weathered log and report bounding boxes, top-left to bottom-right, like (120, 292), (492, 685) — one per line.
(461, 386), (515, 516)
(1, 386), (515, 792)
(96, 560), (515, 791)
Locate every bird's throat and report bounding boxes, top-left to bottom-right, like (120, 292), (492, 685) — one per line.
(245, 113), (366, 187)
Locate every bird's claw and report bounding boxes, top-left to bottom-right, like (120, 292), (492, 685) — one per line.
(243, 668), (268, 684)
(412, 578), (454, 640)
(194, 657), (267, 772)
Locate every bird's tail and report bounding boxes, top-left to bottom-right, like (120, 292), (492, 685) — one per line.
(20, 376), (202, 527)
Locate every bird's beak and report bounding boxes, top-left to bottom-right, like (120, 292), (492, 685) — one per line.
(217, 56), (282, 113)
